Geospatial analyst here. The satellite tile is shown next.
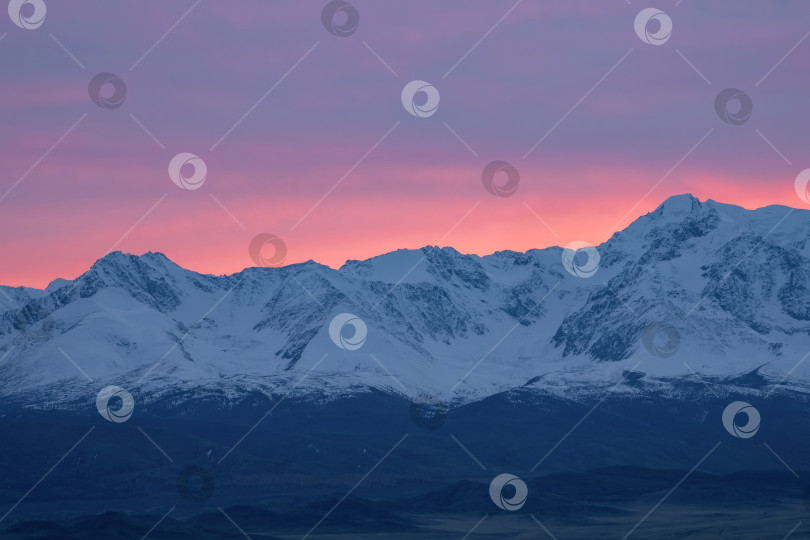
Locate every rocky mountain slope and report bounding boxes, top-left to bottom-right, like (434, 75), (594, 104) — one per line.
(2, 194), (809, 407)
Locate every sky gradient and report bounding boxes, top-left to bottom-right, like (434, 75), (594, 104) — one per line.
(2, 0), (809, 287)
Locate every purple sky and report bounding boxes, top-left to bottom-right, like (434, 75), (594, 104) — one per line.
(2, 0), (809, 286)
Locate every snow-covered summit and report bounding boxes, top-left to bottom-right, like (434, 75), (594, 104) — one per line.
(2, 194), (810, 407)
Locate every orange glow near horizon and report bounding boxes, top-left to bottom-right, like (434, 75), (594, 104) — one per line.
(4, 172), (804, 289)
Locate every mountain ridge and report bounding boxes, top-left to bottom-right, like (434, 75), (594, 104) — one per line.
(2, 194), (810, 408)
(7, 193), (802, 293)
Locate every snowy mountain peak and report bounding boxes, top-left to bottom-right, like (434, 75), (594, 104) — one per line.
(2, 195), (810, 407)
(651, 193), (702, 220)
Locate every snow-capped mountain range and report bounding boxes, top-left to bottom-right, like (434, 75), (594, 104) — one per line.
(2, 194), (810, 407)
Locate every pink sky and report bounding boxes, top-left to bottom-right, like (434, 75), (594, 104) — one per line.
(2, 0), (809, 287)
